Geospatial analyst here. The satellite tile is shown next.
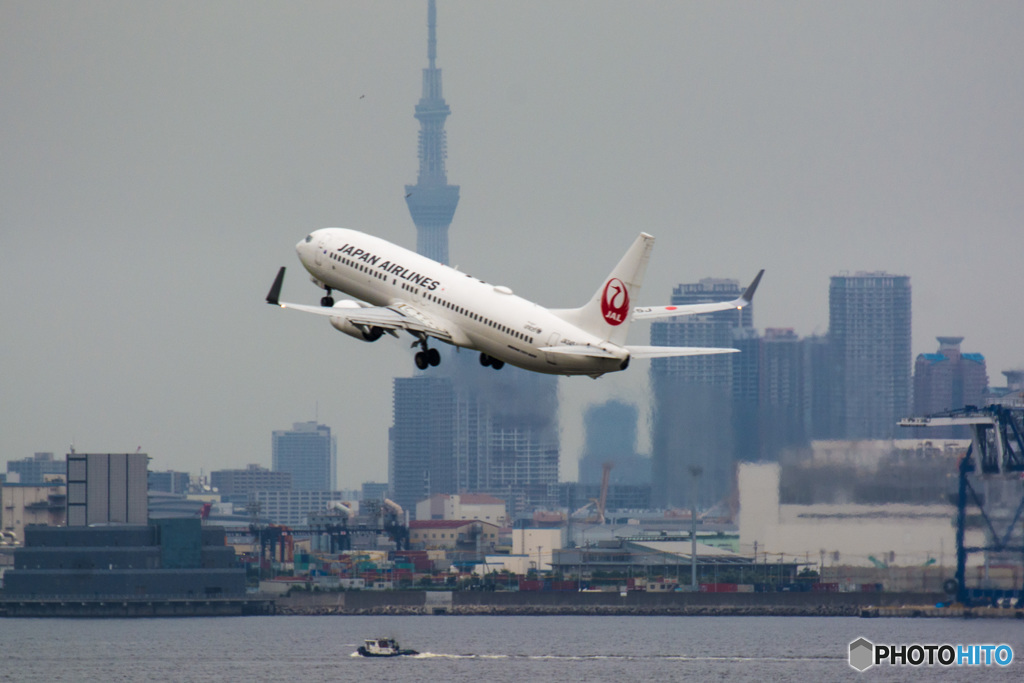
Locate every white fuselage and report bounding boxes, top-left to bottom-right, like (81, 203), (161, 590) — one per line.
(296, 228), (628, 376)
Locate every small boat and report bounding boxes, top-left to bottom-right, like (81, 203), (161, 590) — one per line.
(357, 638), (419, 657)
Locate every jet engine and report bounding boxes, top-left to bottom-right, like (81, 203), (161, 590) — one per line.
(328, 300), (385, 342)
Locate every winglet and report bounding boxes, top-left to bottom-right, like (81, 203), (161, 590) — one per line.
(740, 269), (765, 305)
(266, 267), (286, 305)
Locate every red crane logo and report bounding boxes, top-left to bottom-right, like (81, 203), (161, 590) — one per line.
(601, 278), (630, 326)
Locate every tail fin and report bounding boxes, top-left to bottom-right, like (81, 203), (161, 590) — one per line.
(551, 233), (654, 346)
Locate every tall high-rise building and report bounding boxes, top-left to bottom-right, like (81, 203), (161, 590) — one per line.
(272, 421), (337, 492)
(578, 400), (649, 486)
(803, 334), (839, 440)
(389, 376), (455, 513)
(405, 0), (459, 265)
(758, 328), (806, 458)
(450, 364), (560, 514)
(732, 327), (762, 462)
(649, 278), (752, 509)
(390, 359), (560, 518)
(913, 336), (988, 438)
(829, 272), (912, 439)
(389, 1), (559, 518)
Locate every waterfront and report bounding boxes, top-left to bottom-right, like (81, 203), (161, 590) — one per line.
(2, 615), (1022, 681)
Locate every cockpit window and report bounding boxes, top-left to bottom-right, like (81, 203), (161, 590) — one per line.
(305, 234), (313, 243)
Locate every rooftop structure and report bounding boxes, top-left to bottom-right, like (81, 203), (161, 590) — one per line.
(66, 452), (148, 527)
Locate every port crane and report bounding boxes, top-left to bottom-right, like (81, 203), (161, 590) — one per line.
(900, 405), (1024, 604)
(572, 462), (614, 524)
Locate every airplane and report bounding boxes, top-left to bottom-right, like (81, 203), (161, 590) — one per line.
(266, 228), (763, 378)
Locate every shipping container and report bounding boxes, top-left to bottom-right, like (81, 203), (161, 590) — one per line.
(699, 583), (738, 593)
(812, 582), (840, 592)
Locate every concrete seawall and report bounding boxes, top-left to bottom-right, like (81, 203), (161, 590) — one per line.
(275, 590), (946, 617)
(6, 590), (1016, 618)
(0, 596), (276, 618)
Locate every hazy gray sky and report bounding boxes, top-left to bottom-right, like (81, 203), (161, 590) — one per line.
(3, 1), (1022, 487)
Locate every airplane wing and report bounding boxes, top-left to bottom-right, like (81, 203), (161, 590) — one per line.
(538, 345), (620, 360)
(625, 345), (738, 359)
(631, 269), (764, 321)
(540, 345), (738, 360)
(265, 267), (453, 342)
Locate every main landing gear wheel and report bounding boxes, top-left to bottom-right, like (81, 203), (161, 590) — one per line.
(320, 288), (334, 307)
(479, 353), (505, 370)
(414, 344), (441, 370)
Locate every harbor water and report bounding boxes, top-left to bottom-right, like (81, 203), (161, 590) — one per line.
(2, 615), (1023, 681)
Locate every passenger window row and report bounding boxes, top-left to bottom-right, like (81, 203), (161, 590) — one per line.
(331, 252), (386, 281)
(329, 251), (535, 346)
(423, 293), (534, 345)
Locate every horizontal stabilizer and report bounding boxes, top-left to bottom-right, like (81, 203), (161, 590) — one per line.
(632, 269), (765, 321)
(625, 345), (739, 359)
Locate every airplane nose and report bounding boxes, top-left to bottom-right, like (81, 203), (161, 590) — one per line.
(296, 234), (313, 263)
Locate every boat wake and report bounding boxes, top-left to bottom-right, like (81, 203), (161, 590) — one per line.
(352, 651), (840, 663)
(412, 652), (509, 660)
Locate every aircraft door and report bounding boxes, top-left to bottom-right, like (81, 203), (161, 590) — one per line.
(315, 237), (326, 266)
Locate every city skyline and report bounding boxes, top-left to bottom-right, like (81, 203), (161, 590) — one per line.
(3, 3), (1022, 486)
